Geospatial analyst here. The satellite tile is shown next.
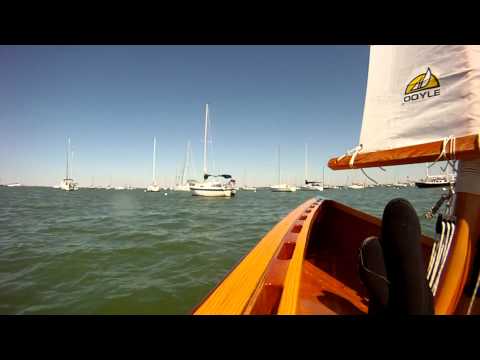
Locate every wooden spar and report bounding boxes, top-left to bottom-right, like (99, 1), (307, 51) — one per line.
(434, 192), (480, 314)
(328, 134), (480, 170)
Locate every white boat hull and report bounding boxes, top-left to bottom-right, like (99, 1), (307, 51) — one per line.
(348, 185), (364, 190)
(60, 179), (78, 191)
(270, 184), (297, 192)
(191, 187), (233, 197)
(300, 185), (324, 191)
(174, 184), (191, 191)
(145, 184), (161, 192)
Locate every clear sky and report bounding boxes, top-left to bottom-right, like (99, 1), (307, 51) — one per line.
(0, 45), (447, 187)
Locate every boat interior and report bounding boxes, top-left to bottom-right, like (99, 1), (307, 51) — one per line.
(299, 200), (433, 314)
(243, 199), (435, 315)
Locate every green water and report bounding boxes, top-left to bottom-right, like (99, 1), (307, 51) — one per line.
(0, 186), (445, 314)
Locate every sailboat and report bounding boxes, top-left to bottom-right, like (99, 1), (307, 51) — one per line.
(193, 46), (480, 315)
(270, 146), (297, 192)
(174, 141), (196, 191)
(59, 137), (78, 191)
(301, 144), (324, 191)
(145, 136), (161, 192)
(240, 169), (256, 191)
(190, 104), (236, 197)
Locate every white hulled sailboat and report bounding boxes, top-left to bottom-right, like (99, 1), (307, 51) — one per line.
(270, 146), (296, 192)
(174, 140), (196, 191)
(60, 137), (78, 191)
(300, 144), (324, 191)
(190, 104), (235, 197)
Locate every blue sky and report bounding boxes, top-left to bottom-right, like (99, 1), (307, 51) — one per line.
(0, 45), (446, 187)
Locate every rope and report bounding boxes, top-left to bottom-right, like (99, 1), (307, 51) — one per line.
(467, 265), (480, 314)
(433, 222), (455, 296)
(431, 221), (456, 296)
(427, 229), (441, 282)
(429, 136), (456, 170)
(337, 144), (363, 168)
(429, 221), (446, 290)
(360, 168), (379, 185)
(432, 222), (450, 295)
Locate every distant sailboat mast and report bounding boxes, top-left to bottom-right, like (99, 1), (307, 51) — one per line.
(152, 136), (157, 185)
(203, 104), (209, 177)
(305, 143), (308, 182)
(278, 146), (281, 184)
(66, 137), (70, 179)
(71, 149), (74, 180)
(182, 140), (191, 185)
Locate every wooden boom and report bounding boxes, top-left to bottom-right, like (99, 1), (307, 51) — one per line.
(328, 134), (480, 170)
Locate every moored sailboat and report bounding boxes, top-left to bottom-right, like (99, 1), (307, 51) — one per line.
(190, 104), (235, 197)
(193, 45), (480, 315)
(174, 140), (195, 191)
(300, 144), (324, 191)
(270, 146), (296, 192)
(60, 137), (78, 191)
(145, 136), (161, 192)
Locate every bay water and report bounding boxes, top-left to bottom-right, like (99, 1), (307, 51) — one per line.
(0, 186), (444, 314)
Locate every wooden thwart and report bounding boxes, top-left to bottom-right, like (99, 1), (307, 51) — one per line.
(328, 134), (480, 170)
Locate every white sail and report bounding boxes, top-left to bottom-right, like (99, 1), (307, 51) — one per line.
(357, 45), (480, 154)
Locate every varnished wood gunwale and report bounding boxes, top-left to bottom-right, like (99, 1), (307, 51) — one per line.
(328, 134), (480, 170)
(193, 198), (442, 315)
(243, 199), (323, 314)
(434, 192), (480, 314)
(192, 198), (318, 315)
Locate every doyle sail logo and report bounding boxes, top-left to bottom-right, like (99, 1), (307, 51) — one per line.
(403, 67), (440, 103)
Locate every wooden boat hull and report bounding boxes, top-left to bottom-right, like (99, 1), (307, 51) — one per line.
(193, 198), (437, 315)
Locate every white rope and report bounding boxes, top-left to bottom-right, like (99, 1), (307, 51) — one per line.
(432, 222), (456, 296)
(433, 222), (455, 295)
(429, 221), (446, 290)
(427, 230), (440, 282)
(431, 222), (449, 296)
(429, 136), (456, 170)
(337, 144), (363, 168)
